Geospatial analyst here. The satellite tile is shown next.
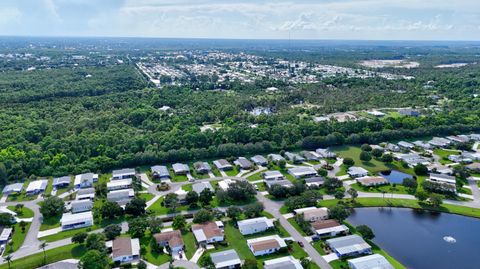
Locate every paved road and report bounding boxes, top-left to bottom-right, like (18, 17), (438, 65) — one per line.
(467, 179), (480, 204)
(256, 193), (333, 269)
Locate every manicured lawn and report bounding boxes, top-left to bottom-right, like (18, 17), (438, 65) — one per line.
(335, 164), (348, 176)
(182, 184), (193, 192)
(6, 182), (37, 202)
(433, 148), (460, 164)
(318, 198), (480, 219)
(0, 244), (86, 269)
(287, 218), (307, 236)
(45, 178), (54, 195)
(225, 167), (240, 177)
(247, 171), (263, 181)
(332, 145), (390, 173)
(311, 241), (326, 255)
(138, 192), (155, 202)
(140, 235), (172, 265)
(350, 183), (413, 195)
(39, 215), (61, 231)
(3, 222), (31, 255)
(182, 231), (197, 259)
(211, 165), (222, 177)
(7, 206), (34, 218)
(147, 197), (190, 216)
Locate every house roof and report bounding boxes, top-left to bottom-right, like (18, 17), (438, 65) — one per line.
(266, 179), (293, 188)
(107, 189), (134, 200)
(288, 167), (317, 176)
(263, 170), (284, 178)
(77, 188), (95, 195)
(264, 256), (303, 269)
(213, 159), (232, 168)
(210, 249), (241, 269)
(294, 207), (328, 220)
(305, 177), (325, 184)
(2, 183), (24, 193)
(247, 235), (286, 252)
(112, 168), (135, 178)
(60, 211), (93, 226)
(151, 165), (170, 176)
(154, 230), (184, 248)
(192, 221), (223, 241)
(194, 161), (211, 171)
(71, 200), (93, 208)
(429, 173), (456, 184)
(268, 154), (285, 161)
(251, 155), (268, 164)
(348, 166), (369, 176)
(235, 157), (253, 168)
(172, 163), (189, 173)
(357, 176), (388, 186)
(348, 254), (394, 269)
(53, 176), (71, 186)
(26, 179), (48, 192)
(326, 235), (371, 256)
(237, 217), (274, 231)
(312, 219), (342, 230)
(192, 182), (214, 194)
(112, 237), (140, 258)
(107, 178), (132, 188)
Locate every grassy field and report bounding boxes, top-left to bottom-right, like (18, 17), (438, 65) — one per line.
(44, 178), (53, 196)
(3, 222), (32, 255)
(0, 244), (86, 269)
(7, 206), (34, 218)
(246, 171), (263, 181)
(287, 218), (307, 236)
(138, 192), (155, 202)
(182, 230), (197, 259)
(311, 241), (326, 255)
(147, 197), (190, 216)
(140, 234), (172, 265)
(350, 183), (413, 195)
(332, 145), (391, 173)
(319, 198), (480, 219)
(39, 215), (61, 231)
(225, 167), (240, 177)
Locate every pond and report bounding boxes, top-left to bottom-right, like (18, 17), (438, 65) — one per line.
(379, 170), (413, 184)
(347, 207), (480, 269)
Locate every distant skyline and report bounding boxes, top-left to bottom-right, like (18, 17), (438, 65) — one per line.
(1, 0), (480, 41)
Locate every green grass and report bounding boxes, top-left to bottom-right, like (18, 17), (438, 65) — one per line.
(318, 198), (480, 219)
(287, 218), (307, 236)
(335, 164), (349, 176)
(182, 184), (193, 192)
(3, 222), (31, 255)
(247, 171), (263, 181)
(350, 183), (413, 195)
(147, 197), (190, 216)
(45, 178), (54, 195)
(7, 206), (34, 218)
(225, 167), (240, 177)
(433, 148), (460, 165)
(312, 241), (326, 255)
(332, 145), (391, 173)
(182, 230), (197, 259)
(140, 234), (172, 265)
(211, 165), (222, 177)
(138, 192), (155, 202)
(6, 181), (37, 202)
(39, 215), (61, 231)
(0, 244), (86, 269)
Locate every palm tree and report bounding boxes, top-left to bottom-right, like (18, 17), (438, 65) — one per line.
(381, 190), (386, 201)
(39, 241), (48, 265)
(4, 254), (12, 269)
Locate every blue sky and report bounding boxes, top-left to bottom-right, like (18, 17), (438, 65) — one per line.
(1, 0), (479, 40)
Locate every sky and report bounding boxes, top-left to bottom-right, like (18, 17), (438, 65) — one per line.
(1, 0), (479, 40)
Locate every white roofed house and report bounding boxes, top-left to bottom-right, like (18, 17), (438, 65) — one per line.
(262, 171), (284, 181)
(191, 221), (224, 245)
(237, 217), (274, 235)
(312, 219), (349, 238)
(285, 152), (305, 163)
(194, 161), (212, 174)
(316, 148), (337, 158)
(60, 211), (93, 230)
(412, 141), (431, 150)
(74, 173), (98, 189)
(251, 155), (268, 166)
(326, 234), (372, 258)
(52, 176), (71, 189)
(25, 179), (48, 195)
(234, 157), (253, 170)
(213, 159), (233, 171)
(218, 179), (234, 191)
(293, 207), (329, 222)
(398, 153), (431, 168)
(385, 143), (400, 152)
(266, 179), (293, 189)
(111, 168), (135, 180)
(71, 200), (93, 213)
(287, 167), (317, 179)
(2, 183), (24, 195)
(151, 165), (170, 180)
(264, 256), (303, 269)
(76, 188), (95, 200)
(192, 182), (214, 194)
(0, 227), (13, 244)
(446, 135), (470, 144)
(302, 151), (320, 161)
(348, 254), (394, 269)
(397, 141), (414, 150)
(172, 163), (190, 175)
(356, 176), (388, 187)
(428, 137), (451, 148)
(347, 167), (369, 178)
(107, 237), (140, 264)
(107, 189), (135, 206)
(210, 249), (241, 269)
(107, 178), (132, 191)
(267, 154), (285, 163)
(246, 235), (287, 256)
(427, 173), (457, 193)
(305, 177), (324, 187)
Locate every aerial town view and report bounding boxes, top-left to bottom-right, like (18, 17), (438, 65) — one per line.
(0, 1), (479, 269)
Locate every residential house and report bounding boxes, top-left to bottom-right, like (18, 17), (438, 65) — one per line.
(264, 256), (303, 269)
(194, 162), (212, 174)
(398, 108), (420, 117)
(172, 163), (190, 175)
(151, 165), (170, 180)
(293, 207), (329, 222)
(288, 167), (317, 179)
(246, 235), (287, 256)
(428, 137), (451, 148)
(302, 151), (320, 161)
(76, 188), (95, 200)
(356, 176), (389, 187)
(348, 254), (394, 269)
(466, 162), (480, 173)
(448, 154), (472, 164)
(397, 141), (414, 150)
(347, 167), (369, 178)
(153, 230), (184, 253)
(267, 154), (285, 163)
(427, 164), (453, 175)
(107, 189), (135, 206)
(218, 179), (234, 191)
(234, 157), (253, 170)
(316, 148), (337, 158)
(266, 179), (293, 189)
(74, 173), (98, 189)
(397, 153), (431, 167)
(71, 200), (93, 213)
(108, 237), (140, 264)
(192, 182), (214, 194)
(385, 143), (400, 152)
(428, 173), (456, 185)
(60, 211), (94, 230)
(305, 177), (324, 187)
(52, 176), (71, 189)
(111, 168), (135, 180)
(326, 235), (372, 258)
(312, 219), (349, 237)
(237, 217), (274, 235)
(210, 249), (241, 269)
(0, 227), (12, 244)
(2, 183), (23, 195)
(25, 179), (48, 195)
(285, 152), (305, 163)
(462, 151), (480, 161)
(446, 135), (470, 144)
(251, 155), (268, 166)
(191, 221), (224, 245)
(412, 141), (432, 150)
(107, 178), (132, 191)
(367, 110), (385, 117)
(262, 171), (284, 181)
(213, 159), (233, 171)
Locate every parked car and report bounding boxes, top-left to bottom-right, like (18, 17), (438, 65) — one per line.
(298, 241), (304, 247)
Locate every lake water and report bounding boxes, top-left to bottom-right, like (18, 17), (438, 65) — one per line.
(380, 170), (413, 184)
(347, 207), (480, 269)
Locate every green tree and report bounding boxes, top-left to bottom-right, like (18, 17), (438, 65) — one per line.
(361, 144), (372, 152)
(79, 250), (109, 269)
(164, 193), (179, 212)
(128, 218), (148, 238)
(193, 209), (213, 223)
(100, 201), (124, 219)
(328, 204), (350, 222)
(40, 196), (64, 218)
(185, 191), (199, 206)
(334, 190), (345, 200)
(414, 163), (428, 176)
(381, 154), (393, 163)
(243, 202), (264, 218)
(359, 151), (372, 162)
(242, 258), (258, 269)
(86, 233), (106, 253)
(347, 188), (358, 202)
(4, 254), (12, 269)
(39, 241), (48, 265)
(137, 261), (147, 269)
(300, 258), (311, 269)
(104, 224), (122, 240)
(356, 225), (375, 240)
(172, 215), (187, 230)
(71, 232), (88, 245)
(429, 193), (443, 208)
(415, 190), (429, 202)
(226, 206), (242, 220)
(402, 178), (417, 189)
(343, 158), (354, 166)
(125, 197), (146, 216)
(199, 188), (214, 205)
(148, 217), (164, 234)
(0, 213), (14, 226)
(371, 148), (383, 158)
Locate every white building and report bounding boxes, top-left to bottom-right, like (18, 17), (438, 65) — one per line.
(287, 167), (317, 179)
(76, 188), (95, 200)
(348, 254), (394, 269)
(71, 200), (93, 213)
(111, 168), (135, 180)
(109, 237), (140, 264)
(312, 219), (349, 237)
(210, 249), (242, 269)
(2, 183), (24, 195)
(326, 235), (371, 257)
(74, 173), (98, 189)
(107, 178), (132, 191)
(107, 189), (135, 205)
(192, 182), (214, 194)
(60, 211), (94, 230)
(264, 256), (303, 269)
(262, 171), (284, 181)
(347, 167), (369, 178)
(293, 207), (329, 222)
(172, 163), (190, 175)
(218, 179), (234, 191)
(25, 179), (48, 195)
(237, 217), (274, 235)
(246, 235), (287, 256)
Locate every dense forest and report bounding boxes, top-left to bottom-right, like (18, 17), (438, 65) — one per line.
(0, 40), (479, 184)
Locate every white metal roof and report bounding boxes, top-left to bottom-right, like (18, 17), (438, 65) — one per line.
(60, 211), (93, 226)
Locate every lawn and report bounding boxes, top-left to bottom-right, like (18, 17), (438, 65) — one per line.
(433, 148), (460, 164)
(3, 222), (31, 255)
(7, 206), (34, 218)
(6, 181), (37, 202)
(247, 171), (263, 181)
(211, 165), (222, 177)
(138, 192), (155, 203)
(140, 234), (172, 265)
(350, 183), (413, 195)
(147, 197), (190, 216)
(287, 218), (307, 236)
(39, 215), (61, 231)
(331, 145), (391, 173)
(0, 244), (86, 269)
(182, 230), (197, 259)
(311, 241), (326, 255)
(318, 198), (480, 219)
(225, 167), (240, 177)
(44, 178), (54, 196)
(182, 184), (193, 192)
